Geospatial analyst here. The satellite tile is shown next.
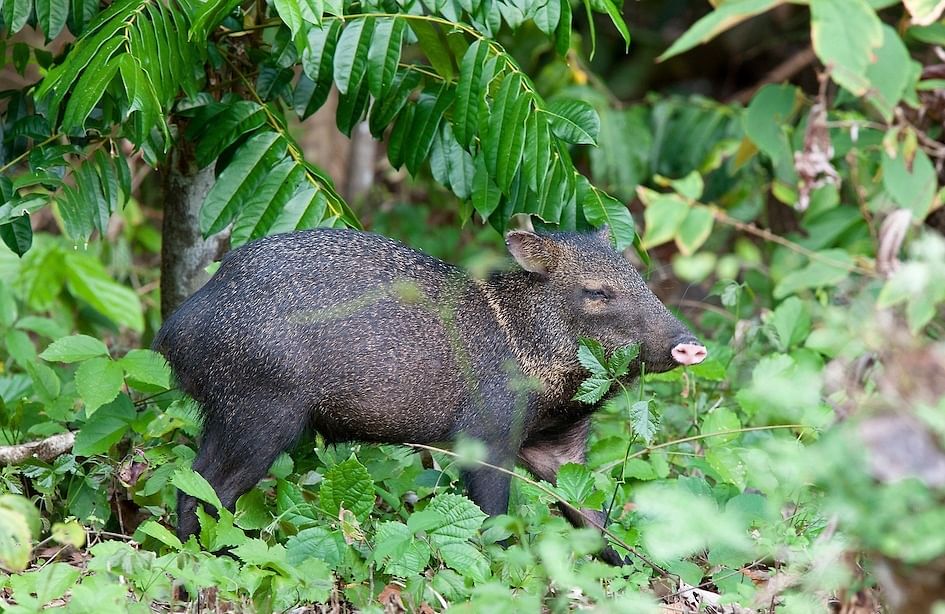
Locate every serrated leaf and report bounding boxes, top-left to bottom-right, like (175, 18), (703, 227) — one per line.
(577, 337), (608, 376)
(73, 394), (135, 456)
(425, 494), (486, 545)
(39, 334), (109, 363)
(367, 18), (405, 98)
(610, 344), (640, 377)
(544, 99), (599, 145)
(76, 356), (124, 416)
(630, 399), (659, 444)
(555, 463), (596, 505)
(319, 456), (375, 522)
(287, 526), (346, 566)
(200, 132), (288, 236)
(334, 17), (375, 95)
(573, 376), (612, 404)
(439, 541), (488, 580)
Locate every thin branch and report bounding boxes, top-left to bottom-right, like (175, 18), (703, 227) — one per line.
(0, 432), (76, 465)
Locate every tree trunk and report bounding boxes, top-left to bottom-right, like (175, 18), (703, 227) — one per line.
(158, 143), (224, 318)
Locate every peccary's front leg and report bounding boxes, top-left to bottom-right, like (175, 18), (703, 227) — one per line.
(518, 416), (626, 565)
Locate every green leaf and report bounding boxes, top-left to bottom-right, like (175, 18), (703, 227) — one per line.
(200, 132), (289, 236)
(743, 83), (798, 167)
(194, 101), (267, 168)
(596, 0), (630, 50)
(453, 40), (494, 148)
(425, 493), (487, 545)
(267, 183), (328, 234)
(904, 0), (945, 25)
(641, 193), (689, 249)
(810, 0), (884, 95)
(9, 563), (80, 607)
(119, 349), (171, 389)
(319, 456), (375, 522)
(136, 519), (182, 550)
(369, 69), (421, 137)
(573, 377), (612, 404)
(768, 296), (811, 352)
(543, 99), (599, 146)
(658, 0), (784, 61)
(0, 217), (33, 256)
(406, 86), (455, 176)
(39, 334), (109, 363)
(773, 249), (854, 298)
(36, 0), (69, 39)
(430, 123), (475, 201)
(300, 21), (341, 114)
(73, 394), (135, 456)
(0, 507), (33, 572)
(367, 18), (406, 98)
(439, 541), (489, 580)
(410, 20), (455, 81)
(701, 407), (741, 446)
(76, 356), (124, 416)
(335, 79), (372, 137)
(629, 399), (659, 444)
(374, 521), (431, 576)
(274, 0), (303, 38)
(472, 155), (502, 220)
(64, 252), (144, 331)
(230, 159), (306, 246)
(27, 361), (61, 403)
(333, 17), (375, 95)
(882, 145), (937, 220)
(865, 26), (914, 120)
(577, 337), (608, 376)
(675, 205), (714, 256)
(555, 463), (596, 506)
(579, 177), (635, 251)
(610, 344), (640, 377)
(298, 0), (323, 24)
(483, 73), (531, 193)
(523, 112), (552, 192)
(286, 526), (346, 566)
(61, 38), (123, 132)
(534, 0), (561, 35)
(172, 467), (223, 512)
(2, 0), (32, 33)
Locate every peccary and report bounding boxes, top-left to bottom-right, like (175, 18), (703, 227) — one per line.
(154, 227), (707, 563)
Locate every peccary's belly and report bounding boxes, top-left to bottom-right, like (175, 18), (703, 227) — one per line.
(289, 295), (496, 444)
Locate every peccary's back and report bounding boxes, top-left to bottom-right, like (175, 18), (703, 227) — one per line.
(155, 229), (518, 444)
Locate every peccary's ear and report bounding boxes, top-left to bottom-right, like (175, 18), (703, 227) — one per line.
(506, 231), (555, 274)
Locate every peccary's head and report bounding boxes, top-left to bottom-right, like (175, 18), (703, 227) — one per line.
(506, 228), (707, 374)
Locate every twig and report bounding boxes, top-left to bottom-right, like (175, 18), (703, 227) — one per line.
(729, 47), (817, 105)
(0, 432), (76, 465)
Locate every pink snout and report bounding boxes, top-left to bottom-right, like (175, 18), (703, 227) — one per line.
(671, 342), (707, 366)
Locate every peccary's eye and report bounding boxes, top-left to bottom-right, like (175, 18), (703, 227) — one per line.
(583, 287), (611, 301)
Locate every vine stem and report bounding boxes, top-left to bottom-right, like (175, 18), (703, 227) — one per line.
(711, 208), (877, 277)
(404, 441), (669, 576)
(596, 424), (811, 472)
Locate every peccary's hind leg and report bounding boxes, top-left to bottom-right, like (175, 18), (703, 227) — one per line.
(176, 395), (308, 542)
(518, 416), (626, 566)
(461, 440), (517, 517)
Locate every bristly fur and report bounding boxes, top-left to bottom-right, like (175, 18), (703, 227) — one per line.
(154, 227), (701, 564)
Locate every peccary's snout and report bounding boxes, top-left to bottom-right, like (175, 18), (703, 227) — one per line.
(670, 338), (708, 366)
